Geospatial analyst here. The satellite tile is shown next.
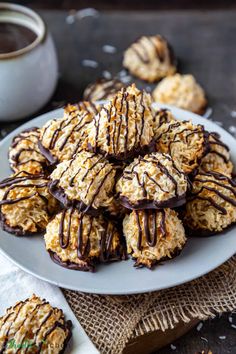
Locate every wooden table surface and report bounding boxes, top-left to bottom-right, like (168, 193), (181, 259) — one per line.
(0, 9), (236, 354)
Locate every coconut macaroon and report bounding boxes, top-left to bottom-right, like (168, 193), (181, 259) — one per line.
(152, 74), (207, 114)
(123, 209), (186, 268)
(39, 101), (99, 164)
(83, 78), (124, 101)
(85, 84), (155, 161)
(116, 152), (188, 209)
(9, 127), (48, 174)
(152, 108), (176, 137)
(63, 100), (100, 118)
(200, 132), (233, 176)
(155, 119), (209, 174)
(0, 294), (72, 353)
(0, 171), (59, 236)
(49, 150), (117, 213)
(45, 208), (126, 271)
(183, 171), (236, 235)
(123, 35), (176, 82)
(106, 197), (127, 218)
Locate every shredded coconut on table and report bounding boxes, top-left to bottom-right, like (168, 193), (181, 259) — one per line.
(196, 322), (203, 331)
(102, 70), (112, 79)
(51, 100), (66, 108)
(117, 69), (128, 78)
(102, 45), (117, 54)
(201, 337), (208, 342)
(213, 121), (223, 126)
(66, 14), (75, 24)
(82, 59), (99, 68)
(120, 75), (132, 84)
(145, 86), (152, 92)
(76, 8), (100, 19)
(228, 125), (236, 138)
(0, 129), (8, 138)
(203, 107), (213, 119)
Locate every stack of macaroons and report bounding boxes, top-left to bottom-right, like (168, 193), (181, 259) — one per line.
(1, 84), (235, 271)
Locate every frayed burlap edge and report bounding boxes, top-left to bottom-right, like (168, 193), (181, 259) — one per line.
(63, 255), (236, 354)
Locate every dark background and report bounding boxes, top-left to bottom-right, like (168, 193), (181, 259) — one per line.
(0, 2), (236, 354)
(6, 0), (236, 10)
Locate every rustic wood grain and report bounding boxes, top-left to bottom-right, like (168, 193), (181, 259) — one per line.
(125, 320), (199, 354)
(0, 10), (236, 354)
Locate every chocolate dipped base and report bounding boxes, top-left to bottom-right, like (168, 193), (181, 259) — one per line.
(184, 223), (236, 238)
(87, 139), (156, 163)
(133, 246), (184, 269)
(48, 180), (103, 216)
(0, 212), (44, 237)
(119, 193), (187, 210)
(49, 241), (128, 272)
(58, 320), (73, 354)
(49, 251), (95, 272)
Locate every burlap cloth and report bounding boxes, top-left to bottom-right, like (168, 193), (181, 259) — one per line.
(63, 255), (236, 354)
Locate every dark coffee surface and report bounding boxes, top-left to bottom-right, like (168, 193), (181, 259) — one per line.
(0, 22), (37, 54)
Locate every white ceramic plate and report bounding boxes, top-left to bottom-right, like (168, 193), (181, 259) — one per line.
(0, 104), (235, 295)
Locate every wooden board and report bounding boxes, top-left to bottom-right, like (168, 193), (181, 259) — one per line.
(125, 320), (199, 354)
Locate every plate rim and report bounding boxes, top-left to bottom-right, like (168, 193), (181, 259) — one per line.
(0, 104), (236, 295)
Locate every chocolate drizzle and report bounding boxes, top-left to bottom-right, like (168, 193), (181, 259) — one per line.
(135, 210), (167, 250)
(153, 108), (173, 129)
(133, 40), (150, 64)
(155, 120), (210, 174)
(83, 78), (124, 101)
(204, 132), (231, 164)
(130, 35), (176, 66)
(149, 36), (166, 62)
(156, 120), (207, 148)
(0, 172), (49, 207)
(38, 140), (58, 165)
(189, 171), (236, 215)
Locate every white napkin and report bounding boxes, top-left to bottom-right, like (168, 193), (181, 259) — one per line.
(0, 251), (99, 354)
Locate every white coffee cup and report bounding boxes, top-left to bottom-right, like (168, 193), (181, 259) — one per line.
(0, 3), (58, 121)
